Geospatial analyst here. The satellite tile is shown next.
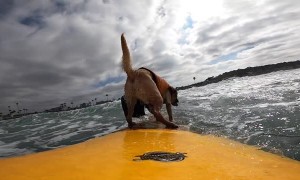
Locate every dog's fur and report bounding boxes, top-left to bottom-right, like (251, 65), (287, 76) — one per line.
(121, 34), (179, 129)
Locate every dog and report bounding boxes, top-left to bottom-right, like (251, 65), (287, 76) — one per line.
(121, 33), (179, 129)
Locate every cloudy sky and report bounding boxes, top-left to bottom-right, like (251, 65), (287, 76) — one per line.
(0, 0), (300, 113)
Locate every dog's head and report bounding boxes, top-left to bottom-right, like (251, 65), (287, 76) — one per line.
(169, 87), (179, 106)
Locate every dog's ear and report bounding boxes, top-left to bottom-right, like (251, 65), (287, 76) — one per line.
(168, 86), (179, 106)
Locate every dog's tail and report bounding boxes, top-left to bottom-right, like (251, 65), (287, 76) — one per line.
(121, 33), (134, 79)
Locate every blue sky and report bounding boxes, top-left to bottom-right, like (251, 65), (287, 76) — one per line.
(210, 46), (255, 65)
(95, 75), (124, 88)
(183, 16), (194, 30)
(0, 0), (300, 112)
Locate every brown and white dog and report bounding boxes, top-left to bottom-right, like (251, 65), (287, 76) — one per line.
(121, 34), (179, 129)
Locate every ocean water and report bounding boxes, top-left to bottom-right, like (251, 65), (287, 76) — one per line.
(0, 69), (299, 160)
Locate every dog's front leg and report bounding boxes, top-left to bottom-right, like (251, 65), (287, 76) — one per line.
(148, 105), (178, 129)
(166, 103), (173, 122)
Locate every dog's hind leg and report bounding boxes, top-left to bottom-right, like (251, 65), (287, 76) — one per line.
(125, 97), (137, 128)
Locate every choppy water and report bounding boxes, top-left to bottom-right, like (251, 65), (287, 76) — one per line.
(0, 69), (300, 160)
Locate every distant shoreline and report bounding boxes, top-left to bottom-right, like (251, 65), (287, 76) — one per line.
(1, 100), (114, 121)
(177, 60), (300, 90)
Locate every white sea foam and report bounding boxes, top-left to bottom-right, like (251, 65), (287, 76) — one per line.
(92, 115), (103, 119)
(48, 132), (79, 143)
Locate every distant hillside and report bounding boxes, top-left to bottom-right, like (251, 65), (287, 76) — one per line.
(177, 60), (300, 90)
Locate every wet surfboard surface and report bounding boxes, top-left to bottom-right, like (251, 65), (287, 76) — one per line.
(1, 128), (300, 180)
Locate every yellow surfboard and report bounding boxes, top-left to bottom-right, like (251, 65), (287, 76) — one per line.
(1, 129), (300, 180)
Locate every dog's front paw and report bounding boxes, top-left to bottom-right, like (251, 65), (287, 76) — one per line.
(166, 123), (179, 129)
(128, 122), (137, 129)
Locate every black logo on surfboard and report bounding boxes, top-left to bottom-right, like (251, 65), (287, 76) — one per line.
(133, 151), (187, 162)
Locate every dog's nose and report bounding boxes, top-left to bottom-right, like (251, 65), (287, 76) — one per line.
(172, 99), (179, 106)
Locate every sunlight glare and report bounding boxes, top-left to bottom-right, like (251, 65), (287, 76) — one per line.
(179, 0), (225, 21)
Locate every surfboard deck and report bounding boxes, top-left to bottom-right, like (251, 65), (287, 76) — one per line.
(0, 129), (300, 180)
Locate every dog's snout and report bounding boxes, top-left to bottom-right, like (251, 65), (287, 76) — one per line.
(172, 99), (179, 106)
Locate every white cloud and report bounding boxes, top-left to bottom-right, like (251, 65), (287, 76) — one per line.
(0, 0), (300, 113)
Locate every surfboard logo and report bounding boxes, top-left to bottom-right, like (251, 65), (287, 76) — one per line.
(133, 151), (187, 162)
